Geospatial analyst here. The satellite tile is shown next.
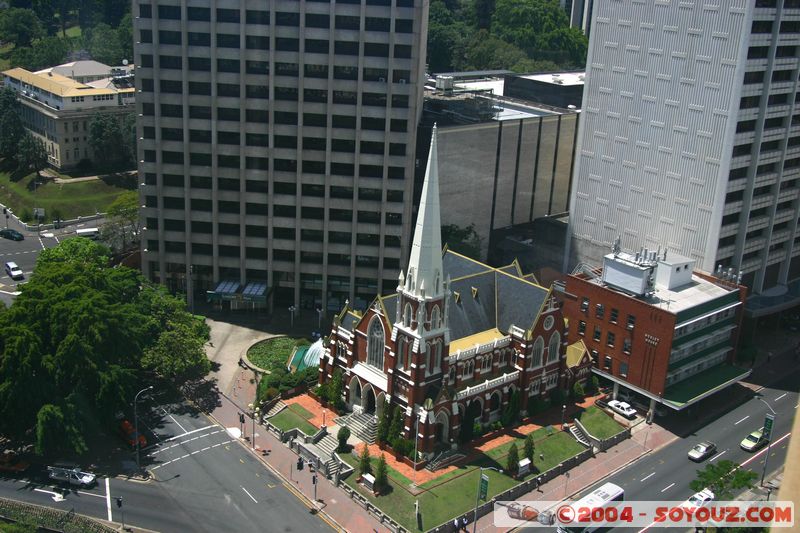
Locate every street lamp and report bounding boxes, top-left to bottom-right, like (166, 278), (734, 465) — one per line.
(289, 305), (296, 329)
(561, 404), (567, 429)
(316, 306), (323, 331)
(473, 466), (502, 533)
(758, 398), (776, 487)
(412, 412), (420, 487)
(248, 403), (261, 449)
(134, 385), (153, 471)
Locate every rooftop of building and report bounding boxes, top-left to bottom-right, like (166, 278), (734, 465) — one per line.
(519, 71), (586, 86)
(36, 60), (113, 78)
(3, 67), (135, 97)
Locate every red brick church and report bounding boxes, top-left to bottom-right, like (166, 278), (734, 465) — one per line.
(318, 126), (591, 456)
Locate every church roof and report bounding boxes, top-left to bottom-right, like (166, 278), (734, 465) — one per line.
(443, 250), (549, 341)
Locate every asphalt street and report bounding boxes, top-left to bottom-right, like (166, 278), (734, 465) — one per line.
(520, 368), (799, 532)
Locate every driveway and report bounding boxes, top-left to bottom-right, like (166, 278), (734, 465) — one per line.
(205, 318), (276, 396)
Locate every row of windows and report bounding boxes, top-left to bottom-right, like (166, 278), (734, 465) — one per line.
(747, 45), (797, 59)
(139, 82), (410, 107)
(140, 0), (415, 21)
(751, 19), (800, 33)
(140, 29), (413, 58)
(579, 299), (636, 329)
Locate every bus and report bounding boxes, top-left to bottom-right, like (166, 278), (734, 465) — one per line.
(556, 482), (625, 533)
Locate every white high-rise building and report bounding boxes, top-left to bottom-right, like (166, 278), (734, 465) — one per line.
(133, 0), (428, 312)
(568, 0), (800, 305)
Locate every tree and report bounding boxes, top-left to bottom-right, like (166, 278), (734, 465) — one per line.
(88, 113), (127, 169)
(337, 426), (351, 453)
(85, 22), (124, 65)
(0, 109), (25, 162)
(16, 133), (48, 177)
(374, 453), (388, 492)
(376, 402), (392, 444)
(524, 433), (535, 462)
(0, 8), (44, 47)
(103, 190), (140, 251)
(142, 321), (211, 380)
(358, 444), (372, 476)
(10, 35), (70, 71)
(327, 368), (344, 409)
(117, 12), (133, 62)
(502, 388), (520, 427)
(572, 381), (585, 400)
(442, 223), (482, 259)
(491, 0), (569, 54)
(37, 236), (109, 269)
(388, 406), (404, 446)
(506, 442), (519, 476)
(690, 460), (758, 500)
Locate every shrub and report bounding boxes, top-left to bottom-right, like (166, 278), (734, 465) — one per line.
(260, 387), (279, 403)
(358, 444), (372, 476)
(328, 368), (344, 409)
(473, 422), (482, 437)
(506, 443), (519, 476)
(392, 437), (415, 459)
(19, 207), (31, 222)
(377, 404), (392, 444)
(388, 406), (404, 444)
(524, 433), (535, 462)
(337, 426), (351, 453)
(374, 453), (388, 492)
(502, 389), (521, 427)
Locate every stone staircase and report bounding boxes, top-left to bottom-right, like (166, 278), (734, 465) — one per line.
(265, 400), (287, 418)
(343, 412), (377, 444)
(316, 434), (341, 478)
(569, 424), (592, 448)
(426, 449), (465, 472)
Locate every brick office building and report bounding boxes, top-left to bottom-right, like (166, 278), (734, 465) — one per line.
(561, 241), (749, 418)
(318, 127), (590, 455)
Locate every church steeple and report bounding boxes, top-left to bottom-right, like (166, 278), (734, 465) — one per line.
(404, 124), (444, 301)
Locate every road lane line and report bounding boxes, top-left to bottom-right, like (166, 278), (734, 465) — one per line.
(775, 393), (787, 401)
(191, 450), (200, 454)
(142, 424), (216, 451)
(640, 472), (655, 482)
(105, 477), (112, 521)
(181, 454), (190, 459)
(168, 413), (187, 433)
(241, 487), (258, 503)
(734, 415), (749, 425)
(77, 490), (106, 499)
(710, 450), (727, 461)
(660, 483), (675, 493)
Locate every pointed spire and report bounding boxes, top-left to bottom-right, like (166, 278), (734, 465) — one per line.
(405, 124), (444, 301)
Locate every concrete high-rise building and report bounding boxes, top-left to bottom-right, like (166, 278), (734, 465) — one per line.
(568, 0), (800, 312)
(133, 0), (428, 313)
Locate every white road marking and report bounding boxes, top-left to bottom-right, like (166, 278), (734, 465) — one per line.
(77, 489), (106, 499)
(142, 424), (216, 452)
(660, 483), (675, 493)
(734, 415), (749, 425)
(241, 487), (258, 503)
(710, 450), (727, 462)
(34, 488), (64, 502)
(775, 393), (787, 401)
(105, 477), (112, 521)
(640, 472), (655, 482)
(149, 440), (234, 470)
(167, 412), (187, 433)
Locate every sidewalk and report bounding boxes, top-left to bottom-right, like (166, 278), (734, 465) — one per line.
(209, 387), (390, 533)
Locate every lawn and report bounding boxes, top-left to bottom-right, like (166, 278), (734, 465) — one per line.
(0, 170), (132, 223)
(575, 406), (625, 440)
(286, 403), (314, 420)
(247, 336), (311, 371)
(342, 429), (585, 531)
(269, 409), (317, 435)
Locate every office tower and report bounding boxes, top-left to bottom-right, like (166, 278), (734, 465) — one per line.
(134, 0), (428, 313)
(568, 0), (800, 307)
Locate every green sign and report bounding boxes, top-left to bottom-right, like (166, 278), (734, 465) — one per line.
(764, 413), (775, 440)
(479, 473), (489, 501)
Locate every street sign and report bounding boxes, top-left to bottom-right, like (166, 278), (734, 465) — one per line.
(479, 473), (489, 501)
(764, 413), (775, 440)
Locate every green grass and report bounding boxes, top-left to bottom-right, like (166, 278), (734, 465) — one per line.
(269, 409), (317, 435)
(0, 170), (132, 223)
(575, 406), (625, 440)
(342, 430), (585, 531)
(247, 336), (311, 371)
(286, 403), (314, 420)
(340, 450), (412, 486)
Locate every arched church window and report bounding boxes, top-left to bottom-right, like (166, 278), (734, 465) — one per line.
(547, 331), (561, 364)
(530, 336), (544, 368)
(367, 317), (385, 369)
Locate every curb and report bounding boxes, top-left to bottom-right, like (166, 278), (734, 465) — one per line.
(203, 409), (346, 532)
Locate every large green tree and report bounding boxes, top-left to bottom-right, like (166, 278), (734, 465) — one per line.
(16, 133), (48, 177)
(0, 8), (44, 47)
(0, 239), (210, 456)
(689, 460), (758, 500)
(88, 113), (127, 168)
(10, 35), (70, 71)
(103, 190), (140, 251)
(0, 108), (25, 162)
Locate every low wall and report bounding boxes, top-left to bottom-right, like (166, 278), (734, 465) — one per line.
(0, 497), (115, 533)
(0, 202), (105, 232)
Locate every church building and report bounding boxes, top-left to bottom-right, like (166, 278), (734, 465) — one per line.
(318, 126), (591, 455)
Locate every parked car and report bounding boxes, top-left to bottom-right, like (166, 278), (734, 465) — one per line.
(47, 466), (96, 487)
(608, 400), (637, 419)
(0, 228), (24, 241)
(4, 262), (23, 280)
(740, 428), (768, 451)
(683, 488), (715, 510)
(0, 451), (30, 473)
(688, 441), (717, 462)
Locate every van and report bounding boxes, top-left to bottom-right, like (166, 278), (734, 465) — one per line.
(4, 262), (23, 280)
(75, 227), (100, 240)
(47, 465), (96, 487)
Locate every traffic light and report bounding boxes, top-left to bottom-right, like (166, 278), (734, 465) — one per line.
(116, 497), (123, 508)
(239, 413), (245, 425)
(312, 474), (317, 485)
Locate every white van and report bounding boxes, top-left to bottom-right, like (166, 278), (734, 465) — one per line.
(75, 227), (100, 240)
(4, 261), (23, 280)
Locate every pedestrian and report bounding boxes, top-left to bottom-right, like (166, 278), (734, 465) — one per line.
(453, 518), (459, 531)
(462, 516), (468, 531)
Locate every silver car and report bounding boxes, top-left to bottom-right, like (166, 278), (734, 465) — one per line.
(688, 441), (717, 462)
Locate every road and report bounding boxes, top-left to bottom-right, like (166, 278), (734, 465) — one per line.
(520, 369), (798, 532)
(0, 397), (332, 533)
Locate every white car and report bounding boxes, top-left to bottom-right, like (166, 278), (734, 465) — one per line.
(47, 466), (96, 487)
(608, 400), (637, 419)
(4, 261), (23, 280)
(683, 488), (715, 510)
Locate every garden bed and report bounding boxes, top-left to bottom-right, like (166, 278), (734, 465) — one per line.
(248, 336), (310, 371)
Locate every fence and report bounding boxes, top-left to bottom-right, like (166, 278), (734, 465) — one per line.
(0, 497), (115, 533)
(0, 201), (106, 232)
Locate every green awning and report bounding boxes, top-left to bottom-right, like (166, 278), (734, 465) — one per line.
(663, 364), (751, 409)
